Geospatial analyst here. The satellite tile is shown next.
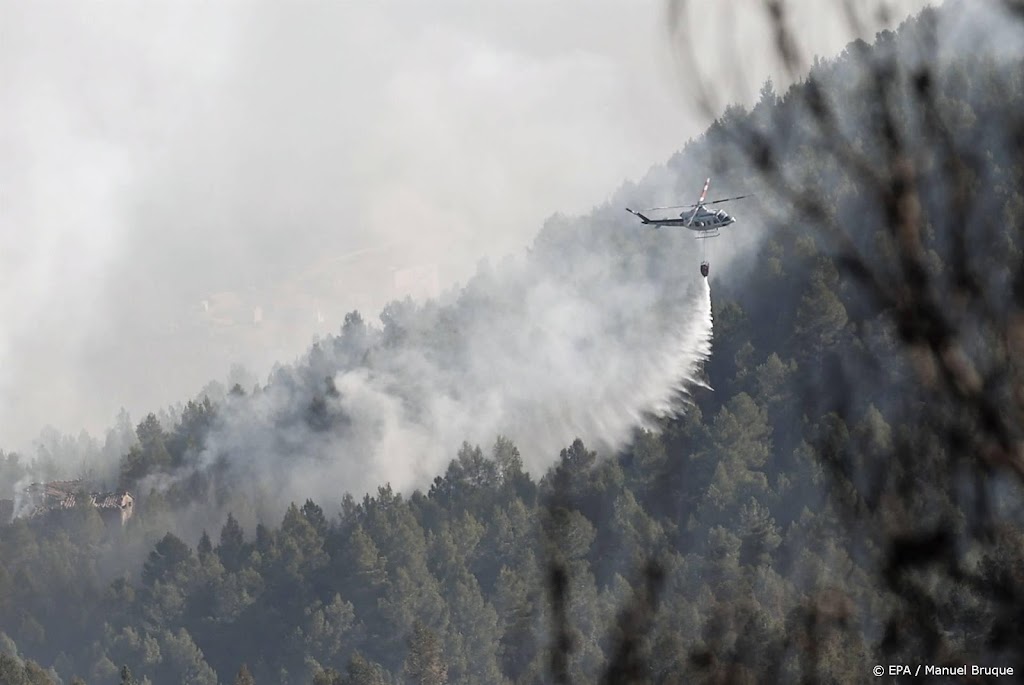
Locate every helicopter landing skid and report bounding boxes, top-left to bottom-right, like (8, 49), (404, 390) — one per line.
(694, 229), (720, 239)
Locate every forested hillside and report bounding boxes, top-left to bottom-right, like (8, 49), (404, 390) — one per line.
(2, 4), (1023, 683)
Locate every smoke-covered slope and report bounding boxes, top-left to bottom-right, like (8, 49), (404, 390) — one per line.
(157, 215), (717, 522)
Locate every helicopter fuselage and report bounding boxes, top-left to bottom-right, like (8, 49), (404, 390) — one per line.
(685, 207), (735, 230)
(625, 177), (748, 277)
(626, 177), (748, 233)
(634, 206), (735, 231)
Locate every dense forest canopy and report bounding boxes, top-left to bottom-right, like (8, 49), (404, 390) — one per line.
(2, 3), (1024, 683)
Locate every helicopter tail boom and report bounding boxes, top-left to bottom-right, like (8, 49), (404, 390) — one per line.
(625, 208), (652, 223)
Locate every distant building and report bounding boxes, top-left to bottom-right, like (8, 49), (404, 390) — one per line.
(199, 291), (244, 326)
(23, 481), (81, 509)
(0, 499), (13, 524)
(19, 480), (134, 526)
(92, 491), (136, 527)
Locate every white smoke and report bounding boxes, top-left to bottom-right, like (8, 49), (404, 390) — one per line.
(164, 225), (716, 523)
(11, 474), (35, 520)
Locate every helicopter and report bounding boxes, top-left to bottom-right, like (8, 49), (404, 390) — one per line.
(625, 178), (750, 276)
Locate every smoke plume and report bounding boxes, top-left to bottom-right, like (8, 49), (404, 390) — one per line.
(158, 220), (716, 524)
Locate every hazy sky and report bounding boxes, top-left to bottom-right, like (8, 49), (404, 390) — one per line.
(1, 0), (934, 452)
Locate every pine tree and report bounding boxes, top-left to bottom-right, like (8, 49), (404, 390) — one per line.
(197, 530), (213, 560)
(120, 665), (138, 685)
(218, 513), (246, 572)
(404, 622), (448, 685)
(342, 652), (388, 685)
(233, 663), (255, 685)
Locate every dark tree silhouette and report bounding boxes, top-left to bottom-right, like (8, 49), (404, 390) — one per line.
(660, 0), (1024, 678)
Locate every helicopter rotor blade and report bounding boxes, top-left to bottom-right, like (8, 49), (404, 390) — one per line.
(640, 203), (700, 211)
(704, 194), (752, 205)
(698, 177), (711, 205)
(634, 186), (752, 212)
